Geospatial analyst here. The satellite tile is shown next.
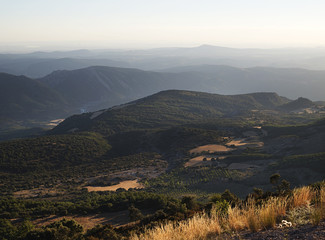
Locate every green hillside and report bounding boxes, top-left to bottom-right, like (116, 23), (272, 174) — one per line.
(51, 90), (289, 135)
(0, 72), (69, 121)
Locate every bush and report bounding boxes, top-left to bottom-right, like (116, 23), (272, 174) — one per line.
(128, 205), (144, 222)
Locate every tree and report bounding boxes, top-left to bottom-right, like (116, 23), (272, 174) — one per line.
(181, 196), (198, 210)
(221, 189), (239, 206)
(26, 219), (83, 240)
(270, 173), (291, 195)
(84, 224), (121, 240)
(270, 173), (280, 185)
(128, 205), (143, 221)
(17, 220), (35, 239)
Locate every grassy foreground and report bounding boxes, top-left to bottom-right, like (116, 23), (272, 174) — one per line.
(131, 185), (325, 240)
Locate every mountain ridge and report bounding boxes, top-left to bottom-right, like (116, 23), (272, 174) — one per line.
(51, 90), (313, 136)
(0, 72), (69, 121)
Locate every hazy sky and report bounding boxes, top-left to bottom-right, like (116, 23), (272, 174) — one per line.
(1, 0), (325, 51)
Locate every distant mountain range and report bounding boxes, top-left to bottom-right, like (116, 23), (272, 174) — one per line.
(39, 66), (208, 112)
(159, 65), (325, 101)
(0, 57), (129, 78)
(2, 45), (325, 78)
(1, 64), (325, 129)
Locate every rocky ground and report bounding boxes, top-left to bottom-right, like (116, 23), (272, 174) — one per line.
(218, 221), (325, 240)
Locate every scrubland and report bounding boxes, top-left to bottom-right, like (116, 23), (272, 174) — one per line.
(131, 184), (325, 240)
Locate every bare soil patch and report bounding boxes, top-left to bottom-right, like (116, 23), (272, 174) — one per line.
(185, 156), (228, 167)
(189, 144), (232, 154)
(226, 138), (264, 148)
(226, 139), (248, 147)
(185, 156), (212, 167)
(85, 180), (144, 192)
(46, 119), (65, 127)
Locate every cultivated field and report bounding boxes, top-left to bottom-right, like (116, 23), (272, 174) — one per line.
(189, 144), (232, 154)
(85, 180), (144, 192)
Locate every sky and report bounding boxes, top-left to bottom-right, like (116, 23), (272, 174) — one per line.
(1, 0), (325, 52)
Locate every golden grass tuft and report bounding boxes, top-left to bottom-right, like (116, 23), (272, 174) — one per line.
(246, 197), (286, 230)
(259, 200), (278, 229)
(226, 206), (246, 232)
(131, 214), (221, 240)
(291, 186), (313, 208)
(245, 199), (260, 232)
(131, 186), (325, 239)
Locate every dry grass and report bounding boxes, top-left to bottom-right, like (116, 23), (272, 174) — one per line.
(226, 197), (286, 232)
(131, 185), (324, 239)
(291, 186), (313, 208)
(131, 214), (221, 240)
(259, 197), (286, 229)
(245, 199), (260, 232)
(132, 197), (288, 239)
(226, 207), (246, 231)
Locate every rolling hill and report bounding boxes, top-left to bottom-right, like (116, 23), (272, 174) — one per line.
(2, 64), (325, 137)
(0, 57), (129, 78)
(50, 90), (306, 135)
(0, 72), (69, 122)
(1, 90), (324, 198)
(3, 45), (325, 77)
(39, 65), (325, 114)
(39, 66), (214, 112)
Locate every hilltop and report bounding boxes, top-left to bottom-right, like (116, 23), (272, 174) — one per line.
(51, 89), (322, 135)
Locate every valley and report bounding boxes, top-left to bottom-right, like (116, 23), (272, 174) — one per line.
(0, 70), (324, 239)
(2, 0), (325, 238)
(1, 90), (324, 198)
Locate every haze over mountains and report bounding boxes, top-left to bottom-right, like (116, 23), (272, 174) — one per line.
(2, 45), (325, 78)
(1, 63), (325, 129)
(1, 45), (325, 136)
(1, 46), (325, 238)
(2, 0), (325, 236)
